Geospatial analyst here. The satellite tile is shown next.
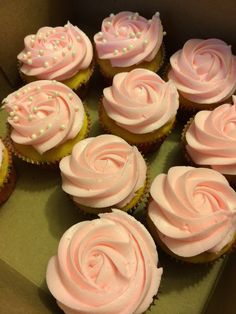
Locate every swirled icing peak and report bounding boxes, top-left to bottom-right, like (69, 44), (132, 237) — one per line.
(186, 96), (236, 175)
(59, 134), (146, 208)
(4, 80), (85, 154)
(94, 11), (164, 67)
(168, 39), (236, 104)
(103, 68), (179, 134)
(148, 166), (236, 257)
(46, 209), (163, 314)
(18, 21), (93, 81)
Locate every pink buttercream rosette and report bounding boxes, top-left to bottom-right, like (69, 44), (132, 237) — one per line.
(168, 39), (236, 106)
(148, 166), (236, 262)
(46, 209), (163, 314)
(185, 96), (236, 178)
(94, 11), (164, 67)
(18, 22), (93, 81)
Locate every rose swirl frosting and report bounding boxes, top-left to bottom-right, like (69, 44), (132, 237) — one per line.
(186, 96), (236, 175)
(4, 80), (85, 154)
(168, 39), (236, 104)
(18, 21), (93, 81)
(59, 134), (146, 208)
(148, 166), (236, 257)
(94, 11), (164, 67)
(103, 69), (179, 134)
(46, 209), (163, 314)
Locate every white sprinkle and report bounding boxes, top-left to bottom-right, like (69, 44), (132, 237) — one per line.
(28, 114), (33, 121)
(148, 19), (152, 24)
(22, 54), (27, 59)
(136, 31), (142, 38)
(31, 39), (35, 45)
(128, 44), (134, 50)
(9, 111), (15, 117)
(48, 95), (52, 100)
(55, 92), (60, 97)
(27, 59), (32, 65)
(53, 45), (57, 50)
(143, 39), (149, 45)
(60, 124), (65, 130)
(27, 87), (31, 92)
(31, 133), (37, 139)
(15, 92), (20, 98)
(155, 12), (160, 17)
(134, 12), (139, 17)
(53, 56), (57, 63)
(106, 21), (112, 27)
(110, 13), (114, 18)
(115, 31), (119, 37)
(68, 44), (72, 50)
(64, 24), (69, 29)
(98, 31), (103, 36)
(56, 39), (60, 45)
(31, 35), (36, 40)
(61, 35), (65, 40)
(102, 38), (107, 43)
(39, 129), (45, 135)
(46, 32), (50, 37)
(163, 31), (167, 36)
(129, 32), (135, 39)
(44, 61), (49, 68)
(72, 50), (76, 57)
(32, 106), (37, 112)
(47, 123), (52, 129)
(122, 47), (127, 53)
(52, 80), (57, 83)
(114, 49), (119, 55)
(76, 35), (81, 42)
(38, 33), (42, 39)
(52, 29), (56, 34)
(27, 51), (31, 57)
(39, 49), (44, 56)
(14, 105), (19, 111)
(28, 96), (33, 101)
(68, 93), (73, 100)
(36, 86), (41, 91)
(13, 116), (19, 123)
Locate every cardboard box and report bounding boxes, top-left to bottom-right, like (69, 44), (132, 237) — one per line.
(0, 1), (235, 313)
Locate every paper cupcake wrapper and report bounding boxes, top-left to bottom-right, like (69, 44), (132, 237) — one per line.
(0, 139), (17, 204)
(5, 110), (91, 167)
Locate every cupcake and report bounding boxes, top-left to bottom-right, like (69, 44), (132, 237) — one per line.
(168, 39), (236, 116)
(17, 22), (94, 95)
(99, 68), (179, 153)
(46, 209), (163, 314)
(4, 80), (89, 165)
(94, 11), (165, 80)
(0, 139), (16, 204)
(183, 96), (236, 184)
(59, 134), (148, 214)
(147, 166), (236, 263)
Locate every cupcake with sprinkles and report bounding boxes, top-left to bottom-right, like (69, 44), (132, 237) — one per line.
(94, 11), (165, 79)
(3, 80), (89, 165)
(17, 22), (94, 95)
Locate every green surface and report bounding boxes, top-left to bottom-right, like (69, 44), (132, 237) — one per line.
(0, 75), (228, 314)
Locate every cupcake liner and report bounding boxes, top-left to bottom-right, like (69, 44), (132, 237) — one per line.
(5, 110), (91, 167)
(0, 140), (17, 204)
(99, 101), (176, 155)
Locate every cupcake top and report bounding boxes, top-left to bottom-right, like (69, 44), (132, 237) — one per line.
(46, 209), (163, 314)
(94, 11), (164, 67)
(148, 166), (236, 257)
(168, 39), (236, 104)
(103, 68), (179, 134)
(4, 80), (85, 154)
(59, 134), (146, 208)
(185, 96), (236, 175)
(17, 22), (93, 81)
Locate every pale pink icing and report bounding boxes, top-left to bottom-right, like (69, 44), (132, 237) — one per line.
(59, 134), (146, 208)
(168, 39), (236, 104)
(186, 96), (236, 175)
(4, 80), (85, 154)
(94, 11), (163, 67)
(18, 22), (93, 81)
(46, 209), (163, 314)
(103, 69), (179, 134)
(148, 166), (236, 257)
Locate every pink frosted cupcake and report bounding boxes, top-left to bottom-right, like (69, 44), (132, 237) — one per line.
(99, 68), (179, 153)
(147, 166), (236, 263)
(17, 22), (94, 94)
(46, 209), (163, 314)
(168, 39), (236, 114)
(94, 11), (165, 79)
(4, 80), (89, 165)
(59, 134), (148, 214)
(183, 96), (236, 184)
